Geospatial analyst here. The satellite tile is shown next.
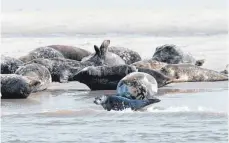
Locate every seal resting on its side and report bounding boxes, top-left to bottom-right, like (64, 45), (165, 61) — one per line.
(94, 95), (160, 111)
(1, 74), (40, 99)
(81, 40), (125, 66)
(160, 64), (228, 82)
(47, 45), (91, 61)
(152, 44), (205, 66)
(1, 56), (24, 74)
(131, 59), (167, 70)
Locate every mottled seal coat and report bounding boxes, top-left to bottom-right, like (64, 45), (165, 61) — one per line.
(73, 65), (137, 90)
(220, 64), (228, 75)
(81, 40), (125, 66)
(15, 63), (52, 92)
(160, 64), (228, 82)
(94, 95), (160, 111)
(152, 44), (205, 66)
(108, 46), (142, 65)
(47, 45), (91, 61)
(19, 47), (65, 63)
(1, 56), (24, 74)
(1, 74), (40, 99)
(131, 59), (167, 70)
(117, 72), (158, 100)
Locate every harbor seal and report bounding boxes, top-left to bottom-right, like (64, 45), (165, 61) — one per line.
(117, 72), (158, 100)
(131, 59), (167, 70)
(15, 63), (52, 92)
(94, 94), (160, 111)
(108, 46), (142, 64)
(73, 65), (137, 90)
(152, 44), (205, 66)
(47, 45), (91, 61)
(19, 47), (65, 63)
(1, 56), (24, 74)
(160, 64), (228, 82)
(1, 74), (40, 99)
(81, 40), (125, 66)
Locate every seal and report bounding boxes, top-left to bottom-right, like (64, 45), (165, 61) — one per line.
(152, 44), (205, 66)
(73, 65), (137, 90)
(220, 64), (228, 75)
(15, 63), (52, 92)
(160, 64), (228, 82)
(117, 72), (158, 100)
(19, 47), (65, 63)
(131, 59), (167, 70)
(94, 94), (160, 111)
(108, 46), (142, 64)
(1, 55), (24, 74)
(47, 45), (91, 61)
(81, 40), (126, 66)
(1, 74), (40, 99)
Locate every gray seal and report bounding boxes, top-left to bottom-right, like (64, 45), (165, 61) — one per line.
(73, 65), (137, 90)
(81, 40), (125, 66)
(1, 56), (24, 74)
(47, 45), (91, 61)
(1, 74), (40, 99)
(108, 46), (142, 64)
(160, 64), (228, 82)
(131, 59), (167, 70)
(19, 47), (65, 63)
(152, 44), (205, 66)
(15, 63), (52, 92)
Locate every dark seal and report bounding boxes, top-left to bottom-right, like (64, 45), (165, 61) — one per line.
(1, 56), (24, 74)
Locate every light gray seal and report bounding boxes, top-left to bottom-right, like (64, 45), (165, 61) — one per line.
(1, 56), (24, 74)
(15, 63), (52, 92)
(1, 74), (40, 99)
(160, 64), (228, 82)
(152, 44), (205, 66)
(131, 59), (167, 70)
(108, 46), (142, 64)
(81, 40), (125, 66)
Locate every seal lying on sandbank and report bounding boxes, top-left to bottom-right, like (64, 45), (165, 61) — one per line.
(1, 56), (24, 74)
(94, 95), (160, 111)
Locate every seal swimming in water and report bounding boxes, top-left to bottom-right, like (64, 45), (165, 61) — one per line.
(117, 72), (158, 100)
(1, 56), (24, 74)
(94, 94), (160, 111)
(160, 64), (228, 82)
(108, 46), (142, 64)
(19, 47), (65, 63)
(15, 63), (52, 92)
(152, 44), (205, 66)
(47, 45), (91, 61)
(81, 40), (125, 66)
(73, 65), (137, 90)
(1, 74), (40, 99)
(131, 59), (167, 70)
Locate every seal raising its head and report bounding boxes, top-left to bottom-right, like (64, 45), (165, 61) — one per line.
(94, 95), (160, 111)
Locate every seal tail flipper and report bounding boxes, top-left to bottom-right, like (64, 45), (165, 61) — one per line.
(195, 59), (205, 66)
(100, 40), (110, 56)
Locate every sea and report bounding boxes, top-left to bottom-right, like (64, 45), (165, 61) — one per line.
(1, 0), (228, 142)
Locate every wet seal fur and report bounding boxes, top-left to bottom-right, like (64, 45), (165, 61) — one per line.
(94, 95), (160, 111)
(47, 45), (91, 61)
(73, 65), (137, 90)
(152, 44), (205, 66)
(1, 56), (24, 74)
(160, 64), (228, 82)
(131, 59), (167, 71)
(15, 63), (52, 92)
(81, 40), (125, 66)
(1, 74), (40, 99)
(117, 72), (158, 100)
(108, 46), (142, 65)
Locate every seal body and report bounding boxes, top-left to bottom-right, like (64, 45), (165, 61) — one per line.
(19, 47), (65, 63)
(1, 74), (40, 99)
(15, 63), (52, 92)
(94, 95), (160, 111)
(47, 45), (91, 61)
(152, 44), (205, 66)
(1, 56), (24, 74)
(108, 46), (141, 65)
(73, 65), (137, 90)
(160, 64), (228, 82)
(81, 40), (125, 66)
(117, 72), (158, 100)
(131, 59), (167, 70)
